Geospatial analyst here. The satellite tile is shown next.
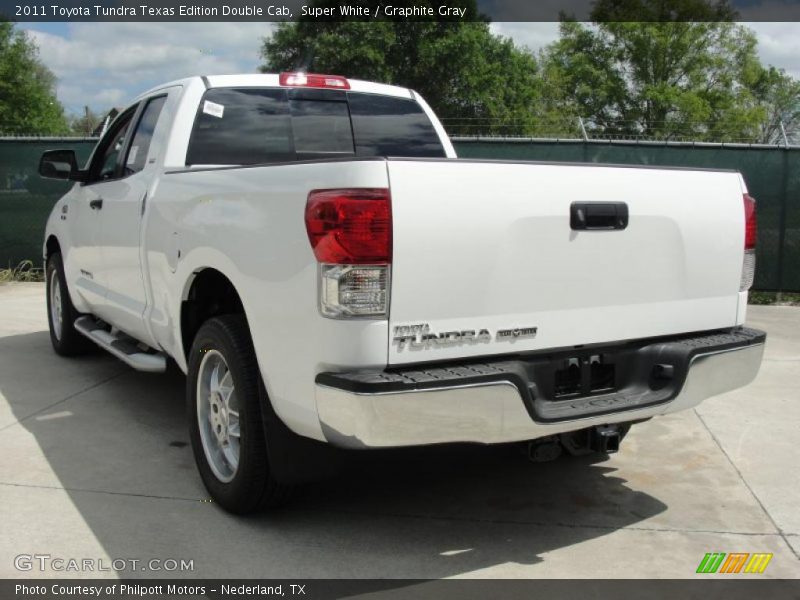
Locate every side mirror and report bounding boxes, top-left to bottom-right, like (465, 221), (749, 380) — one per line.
(39, 150), (86, 182)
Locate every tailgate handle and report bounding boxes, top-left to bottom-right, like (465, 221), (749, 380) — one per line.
(571, 202), (628, 231)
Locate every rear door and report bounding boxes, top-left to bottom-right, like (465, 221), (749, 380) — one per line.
(387, 159), (745, 365)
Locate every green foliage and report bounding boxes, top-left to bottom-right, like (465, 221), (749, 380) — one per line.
(748, 291), (800, 305)
(69, 107), (106, 136)
(0, 21), (69, 135)
(542, 0), (800, 143)
(0, 260), (43, 283)
(542, 14), (770, 141)
(747, 66), (800, 144)
(260, 2), (576, 136)
(260, 0), (799, 142)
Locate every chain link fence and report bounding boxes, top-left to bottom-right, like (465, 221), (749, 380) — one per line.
(1, 136), (797, 291)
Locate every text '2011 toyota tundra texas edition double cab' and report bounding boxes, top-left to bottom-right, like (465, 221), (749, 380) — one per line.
(38, 72), (766, 513)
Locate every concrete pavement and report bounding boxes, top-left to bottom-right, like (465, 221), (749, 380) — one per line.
(0, 282), (798, 579)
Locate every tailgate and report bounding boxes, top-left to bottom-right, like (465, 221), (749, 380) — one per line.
(387, 159), (745, 365)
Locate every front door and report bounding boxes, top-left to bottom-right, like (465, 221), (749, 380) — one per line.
(68, 107), (137, 313)
(94, 95), (168, 342)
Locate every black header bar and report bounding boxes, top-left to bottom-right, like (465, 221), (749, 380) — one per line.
(5, 0), (800, 22)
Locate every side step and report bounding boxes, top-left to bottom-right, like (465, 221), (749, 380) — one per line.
(74, 316), (166, 373)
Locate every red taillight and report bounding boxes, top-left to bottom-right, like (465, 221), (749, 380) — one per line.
(744, 193), (757, 249)
(305, 189), (391, 264)
(279, 72), (350, 90)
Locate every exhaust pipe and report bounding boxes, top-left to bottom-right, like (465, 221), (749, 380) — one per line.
(589, 425), (622, 453)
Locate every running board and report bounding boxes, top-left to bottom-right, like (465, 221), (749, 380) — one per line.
(74, 316), (166, 373)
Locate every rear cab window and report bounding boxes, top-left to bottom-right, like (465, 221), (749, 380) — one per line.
(185, 87), (446, 166)
(348, 93), (445, 158)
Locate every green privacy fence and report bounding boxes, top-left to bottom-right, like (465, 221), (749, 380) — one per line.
(1, 137), (798, 291)
(0, 138), (96, 269)
(454, 138), (800, 292)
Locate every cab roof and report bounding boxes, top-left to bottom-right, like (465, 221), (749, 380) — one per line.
(134, 73), (413, 103)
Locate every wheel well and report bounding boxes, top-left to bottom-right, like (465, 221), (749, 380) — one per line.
(45, 236), (61, 260)
(181, 269), (245, 358)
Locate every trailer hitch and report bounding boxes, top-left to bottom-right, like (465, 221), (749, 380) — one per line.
(589, 424), (623, 453)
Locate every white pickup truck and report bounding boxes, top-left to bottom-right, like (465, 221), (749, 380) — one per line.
(39, 73), (766, 514)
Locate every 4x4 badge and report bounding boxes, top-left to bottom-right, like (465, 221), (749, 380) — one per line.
(497, 327), (538, 340)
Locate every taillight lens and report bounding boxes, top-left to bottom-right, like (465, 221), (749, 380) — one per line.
(743, 193), (757, 250)
(305, 189), (391, 317)
(741, 193), (757, 291)
(305, 189), (391, 264)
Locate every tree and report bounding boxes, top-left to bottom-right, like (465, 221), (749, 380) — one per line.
(260, 2), (577, 136)
(69, 107), (107, 136)
(542, 0), (770, 141)
(0, 20), (69, 135)
(748, 66), (800, 144)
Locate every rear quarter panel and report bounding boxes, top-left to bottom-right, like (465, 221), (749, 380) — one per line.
(144, 159), (390, 441)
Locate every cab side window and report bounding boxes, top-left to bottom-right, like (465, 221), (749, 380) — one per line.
(89, 106), (137, 183)
(124, 96), (167, 175)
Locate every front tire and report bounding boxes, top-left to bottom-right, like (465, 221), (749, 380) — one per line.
(46, 252), (93, 356)
(187, 315), (292, 514)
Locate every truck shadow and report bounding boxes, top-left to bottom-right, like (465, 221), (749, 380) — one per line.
(0, 330), (668, 579)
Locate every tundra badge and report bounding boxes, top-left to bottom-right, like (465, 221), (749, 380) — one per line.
(393, 324), (537, 349)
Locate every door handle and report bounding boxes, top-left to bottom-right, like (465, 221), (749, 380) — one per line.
(570, 202), (628, 230)
(89, 198), (103, 210)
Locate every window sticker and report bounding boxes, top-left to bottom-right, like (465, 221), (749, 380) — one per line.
(127, 145), (138, 164)
(202, 100), (225, 118)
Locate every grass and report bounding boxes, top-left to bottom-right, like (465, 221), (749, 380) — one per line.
(748, 291), (800, 306)
(0, 260), (44, 283)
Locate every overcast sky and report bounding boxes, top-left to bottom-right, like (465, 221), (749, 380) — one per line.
(19, 21), (800, 117)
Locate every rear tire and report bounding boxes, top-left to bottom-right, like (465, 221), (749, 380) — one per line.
(187, 315), (293, 514)
(46, 252), (93, 356)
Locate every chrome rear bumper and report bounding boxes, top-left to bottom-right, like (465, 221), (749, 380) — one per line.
(315, 329), (765, 449)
